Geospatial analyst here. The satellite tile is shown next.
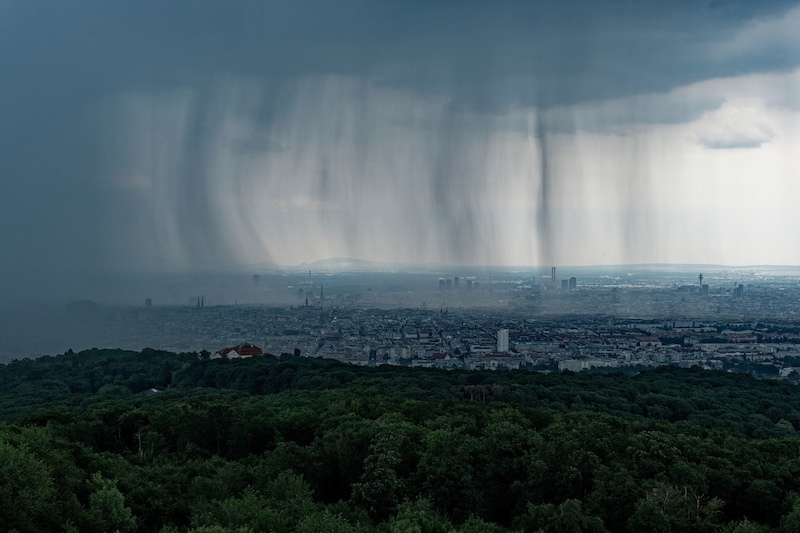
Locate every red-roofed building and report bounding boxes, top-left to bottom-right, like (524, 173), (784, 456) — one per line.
(215, 343), (264, 359)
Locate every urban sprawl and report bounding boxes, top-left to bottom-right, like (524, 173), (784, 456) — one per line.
(35, 267), (800, 381)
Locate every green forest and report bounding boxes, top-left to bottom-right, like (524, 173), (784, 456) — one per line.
(4, 349), (800, 532)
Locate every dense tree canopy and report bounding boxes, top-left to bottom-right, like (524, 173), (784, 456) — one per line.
(3, 348), (800, 531)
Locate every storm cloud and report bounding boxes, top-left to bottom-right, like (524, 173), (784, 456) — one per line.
(2, 0), (800, 302)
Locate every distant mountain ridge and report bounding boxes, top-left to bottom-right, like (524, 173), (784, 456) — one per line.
(241, 257), (800, 275)
(296, 257), (402, 271)
(286, 259), (800, 272)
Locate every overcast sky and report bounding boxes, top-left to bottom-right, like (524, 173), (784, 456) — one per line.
(2, 0), (800, 294)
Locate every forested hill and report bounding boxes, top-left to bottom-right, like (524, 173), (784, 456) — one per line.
(3, 350), (800, 532)
(3, 349), (800, 437)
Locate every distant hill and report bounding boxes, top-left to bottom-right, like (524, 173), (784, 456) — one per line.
(297, 257), (400, 271)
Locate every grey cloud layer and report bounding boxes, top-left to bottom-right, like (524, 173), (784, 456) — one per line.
(3, 1), (797, 109)
(1, 0), (798, 299)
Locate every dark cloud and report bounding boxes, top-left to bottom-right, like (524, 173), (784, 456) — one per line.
(1, 0), (799, 301)
(3, 1), (797, 108)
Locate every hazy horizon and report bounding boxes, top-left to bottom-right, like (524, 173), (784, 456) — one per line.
(2, 263), (794, 361)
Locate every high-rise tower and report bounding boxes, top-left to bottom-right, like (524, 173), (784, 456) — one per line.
(497, 329), (509, 353)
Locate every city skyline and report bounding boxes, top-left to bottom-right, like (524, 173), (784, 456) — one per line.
(2, 0), (800, 301)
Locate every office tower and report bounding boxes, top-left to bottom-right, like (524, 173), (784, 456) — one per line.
(562, 279), (569, 290)
(252, 274), (260, 286)
(569, 277), (577, 290)
(439, 278), (446, 291)
(454, 276), (459, 288)
(145, 298), (152, 308)
(497, 329), (509, 353)
(446, 279), (452, 291)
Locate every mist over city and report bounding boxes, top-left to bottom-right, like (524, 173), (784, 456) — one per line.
(1, 0), (799, 354)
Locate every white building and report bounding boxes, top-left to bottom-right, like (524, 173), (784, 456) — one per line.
(497, 329), (509, 353)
